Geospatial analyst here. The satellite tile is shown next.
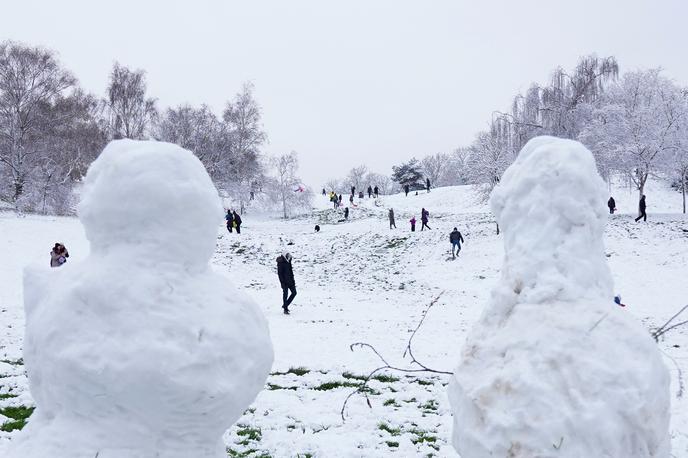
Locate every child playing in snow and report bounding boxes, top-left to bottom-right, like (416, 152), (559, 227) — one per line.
(410, 216), (416, 232)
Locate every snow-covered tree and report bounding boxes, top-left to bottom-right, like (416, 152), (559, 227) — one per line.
(346, 165), (368, 191)
(465, 129), (516, 201)
(105, 63), (157, 140)
(580, 69), (684, 199)
(0, 41), (76, 204)
(364, 172), (394, 195)
(421, 153), (446, 186)
(267, 152), (312, 218)
(666, 93), (688, 213)
(391, 158), (424, 189)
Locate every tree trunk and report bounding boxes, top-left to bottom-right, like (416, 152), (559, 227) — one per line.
(282, 192), (287, 219)
(682, 173), (686, 214)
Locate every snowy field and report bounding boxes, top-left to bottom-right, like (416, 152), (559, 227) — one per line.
(1, 181), (687, 457)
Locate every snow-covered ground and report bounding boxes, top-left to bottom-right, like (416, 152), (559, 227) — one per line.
(1, 180), (687, 457)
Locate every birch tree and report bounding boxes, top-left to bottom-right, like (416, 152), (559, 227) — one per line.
(106, 62), (157, 140)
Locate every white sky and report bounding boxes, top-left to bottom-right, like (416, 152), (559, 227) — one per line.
(2, 0), (687, 187)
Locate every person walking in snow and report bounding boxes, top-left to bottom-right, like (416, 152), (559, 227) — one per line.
(426, 178), (431, 193)
(322, 188), (326, 195)
(344, 207), (349, 220)
(338, 194), (343, 205)
(233, 210), (243, 234)
(421, 208), (431, 231)
(277, 252), (296, 315)
(367, 185), (373, 198)
(225, 209), (234, 233)
(635, 195), (647, 222)
(450, 227), (465, 259)
(50, 243), (69, 268)
(404, 184), (410, 197)
(389, 208), (396, 229)
(410, 216), (416, 232)
(351, 186), (355, 196)
(374, 186), (379, 198)
(608, 197), (616, 214)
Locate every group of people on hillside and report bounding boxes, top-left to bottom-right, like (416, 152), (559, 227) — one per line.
(403, 178), (431, 197)
(225, 209), (243, 233)
(390, 207), (431, 232)
(607, 195), (648, 222)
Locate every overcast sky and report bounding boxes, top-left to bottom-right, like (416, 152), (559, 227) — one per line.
(2, 0), (687, 187)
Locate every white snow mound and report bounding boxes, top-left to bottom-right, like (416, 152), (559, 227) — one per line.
(448, 136), (671, 457)
(7, 139), (274, 458)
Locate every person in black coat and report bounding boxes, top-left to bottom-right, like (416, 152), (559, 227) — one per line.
(367, 185), (373, 198)
(426, 178), (431, 193)
(233, 210), (243, 233)
(374, 186), (379, 198)
(225, 209), (234, 233)
(344, 207), (349, 219)
(635, 195), (647, 222)
(449, 227), (465, 259)
(351, 186), (355, 196)
(277, 253), (296, 314)
(607, 197), (616, 214)
(404, 184), (410, 197)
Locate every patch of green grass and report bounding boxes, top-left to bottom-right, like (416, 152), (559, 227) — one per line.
(227, 448), (271, 458)
(383, 398), (399, 407)
(385, 237), (408, 249)
(410, 428), (439, 450)
(341, 371), (367, 381)
(270, 367), (310, 376)
(0, 393), (18, 400)
(403, 397), (418, 403)
(386, 441), (400, 448)
(414, 379), (433, 386)
(313, 380), (360, 391)
(0, 405), (35, 432)
(378, 422), (402, 436)
(372, 373), (399, 383)
(235, 424), (262, 443)
(420, 399), (439, 412)
(266, 383), (298, 391)
(0, 358), (23, 366)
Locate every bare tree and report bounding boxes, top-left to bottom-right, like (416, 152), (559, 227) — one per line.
(106, 62), (157, 140)
(421, 153), (446, 186)
(268, 152), (312, 218)
(0, 41), (76, 204)
(346, 165), (368, 191)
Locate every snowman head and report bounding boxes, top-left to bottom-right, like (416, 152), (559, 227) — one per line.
(78, 140), (222, 267)
(489, 136), (612, 303)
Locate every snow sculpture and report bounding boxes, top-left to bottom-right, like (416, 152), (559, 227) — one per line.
(448, 137), (670, 457)
(8, 140), (274, 458)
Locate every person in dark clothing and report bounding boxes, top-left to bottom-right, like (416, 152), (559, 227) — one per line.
(409, 216), (416, 232)
(421, 208), (431, 231)
(225, 209), (234, 233)
(344, 207), (349, 219)
(426, 178), (431, 193)
(349, 194), (354, 204)
(351, 186), (355, 196)
(233, 210), (242, 233)
(449, 227), (465, 259)
(404, 184), (410, 197)
(608, 197), (616, 214)
(388, 208), (396, 229)
(339, 194), (343, 204)
(322, 188), (326, 195)
(314, 225), (321, 232)
(50, 243), (69, 267)
(367, 186), (373, 198)
(277, 252), (296, 314)
(374, 186), (379, 198)
(635, 195), (647, 222)
(358, 191), (364, 199)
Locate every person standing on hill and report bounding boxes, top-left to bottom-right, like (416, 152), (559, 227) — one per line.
(374, 186), (379, 198)
(277, 252), (296, 315)
(225, 209), (234, 233)
(404, 184), (410, 197)
(322, 188), (326, 195)
(449, 227), (465, 259)
(410, 216), (416, 232)
(389, 208), (396, 229)
(339, 194), (343, 205)
(635, 195), (647, 222)
(367, 185), (373, 198)
(608, 197), (616, 214)
(233, 210), (242, 234)
(426, 178), (431, 193)
(344, 207), (349, 220)
(351, 185), (355, 196)
(421, 208), (431, 231)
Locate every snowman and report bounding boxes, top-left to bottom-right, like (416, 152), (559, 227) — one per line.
(7, 140), (274, 457)
(448, 137), (670, 457)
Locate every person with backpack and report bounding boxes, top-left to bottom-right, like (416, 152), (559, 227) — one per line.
(367, 185), (373, 198)
(421, 208), (431, 231)
(374, 186), (379, 198)
(277, 252), (296, 315)
(608, 197), (616, 214)
(449, 227), (465, 259)
(389, 208), (396, 229)
(410, 216), (416, 232)
(404, 184), (410, 197)
(225, 209), (234, 233)
(635, 195), (647, 222)
(233, 210), (243, 234)
(50, 243), (69, 267)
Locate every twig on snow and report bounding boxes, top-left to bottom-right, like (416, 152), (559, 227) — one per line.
(652, 304), (688, 341)
(340, 291), (452, 421)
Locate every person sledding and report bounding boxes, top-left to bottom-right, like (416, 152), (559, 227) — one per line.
(277, 252), (297, 315)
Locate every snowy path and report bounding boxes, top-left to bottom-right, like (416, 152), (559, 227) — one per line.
(1, 184), (688, 457)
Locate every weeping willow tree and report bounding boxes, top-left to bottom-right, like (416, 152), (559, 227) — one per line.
(491, 55), (619, 152)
